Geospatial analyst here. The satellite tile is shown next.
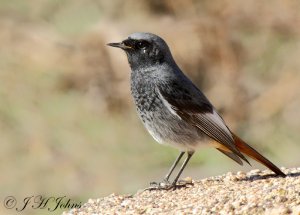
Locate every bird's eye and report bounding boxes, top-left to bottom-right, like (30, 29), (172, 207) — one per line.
(136, 40), (149, 49)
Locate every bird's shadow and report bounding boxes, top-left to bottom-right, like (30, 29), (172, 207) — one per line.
(240, 172), (300, 182)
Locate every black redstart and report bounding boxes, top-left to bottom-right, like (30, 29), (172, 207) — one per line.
(107, 32), (286, 189)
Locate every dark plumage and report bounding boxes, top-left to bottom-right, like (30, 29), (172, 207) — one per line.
(107, 32), (285, 189)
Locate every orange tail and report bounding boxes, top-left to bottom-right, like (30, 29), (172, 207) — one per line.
(232, 133), (286, 177)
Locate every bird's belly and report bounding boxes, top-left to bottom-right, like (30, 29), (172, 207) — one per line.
(139, 108), (209, 151)
(131, 80), (209, 151)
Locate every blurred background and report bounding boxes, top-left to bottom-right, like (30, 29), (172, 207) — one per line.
(1, 0), (300, 214)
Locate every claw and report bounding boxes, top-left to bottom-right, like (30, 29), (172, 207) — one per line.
(143, 180), (172, 191)
(143, 179), (193, 191)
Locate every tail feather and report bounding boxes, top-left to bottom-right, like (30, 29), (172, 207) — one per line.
(216, 148), (243, 165)
(231, 133), (286, 177)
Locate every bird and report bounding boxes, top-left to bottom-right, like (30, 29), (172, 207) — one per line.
(107, 32), (286, 189)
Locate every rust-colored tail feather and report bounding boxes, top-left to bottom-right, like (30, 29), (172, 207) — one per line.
(232, 133), (286, 177)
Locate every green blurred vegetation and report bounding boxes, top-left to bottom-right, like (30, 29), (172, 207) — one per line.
(1, 0), (300, 214)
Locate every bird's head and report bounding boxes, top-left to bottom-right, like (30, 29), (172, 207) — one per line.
(107, 32), (174, 70)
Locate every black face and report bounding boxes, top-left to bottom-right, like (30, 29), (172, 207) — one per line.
(123, 39), (151, 50)
(108, 38), (164, 70)
(123, 38), (165, 70)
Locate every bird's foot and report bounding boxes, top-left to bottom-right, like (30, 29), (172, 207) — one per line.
(145, 180), (175, 191)
(144, 178), (193, 191)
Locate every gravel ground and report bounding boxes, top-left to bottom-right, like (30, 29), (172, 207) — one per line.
(64, 167), (300, 215)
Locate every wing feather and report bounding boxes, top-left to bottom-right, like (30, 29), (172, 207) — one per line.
(156, 85), (249, 164)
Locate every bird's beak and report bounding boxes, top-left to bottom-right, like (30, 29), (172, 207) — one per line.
(107, 42), (132, 50)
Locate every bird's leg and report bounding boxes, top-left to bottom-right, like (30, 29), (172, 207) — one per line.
(146, 151), (194, 191)
(149, 151), (185, 188)
(164, 151), (185, 182)
(171, 151), (194, 186)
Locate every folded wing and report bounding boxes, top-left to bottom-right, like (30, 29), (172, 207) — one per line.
(156, 84), (250, 165)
